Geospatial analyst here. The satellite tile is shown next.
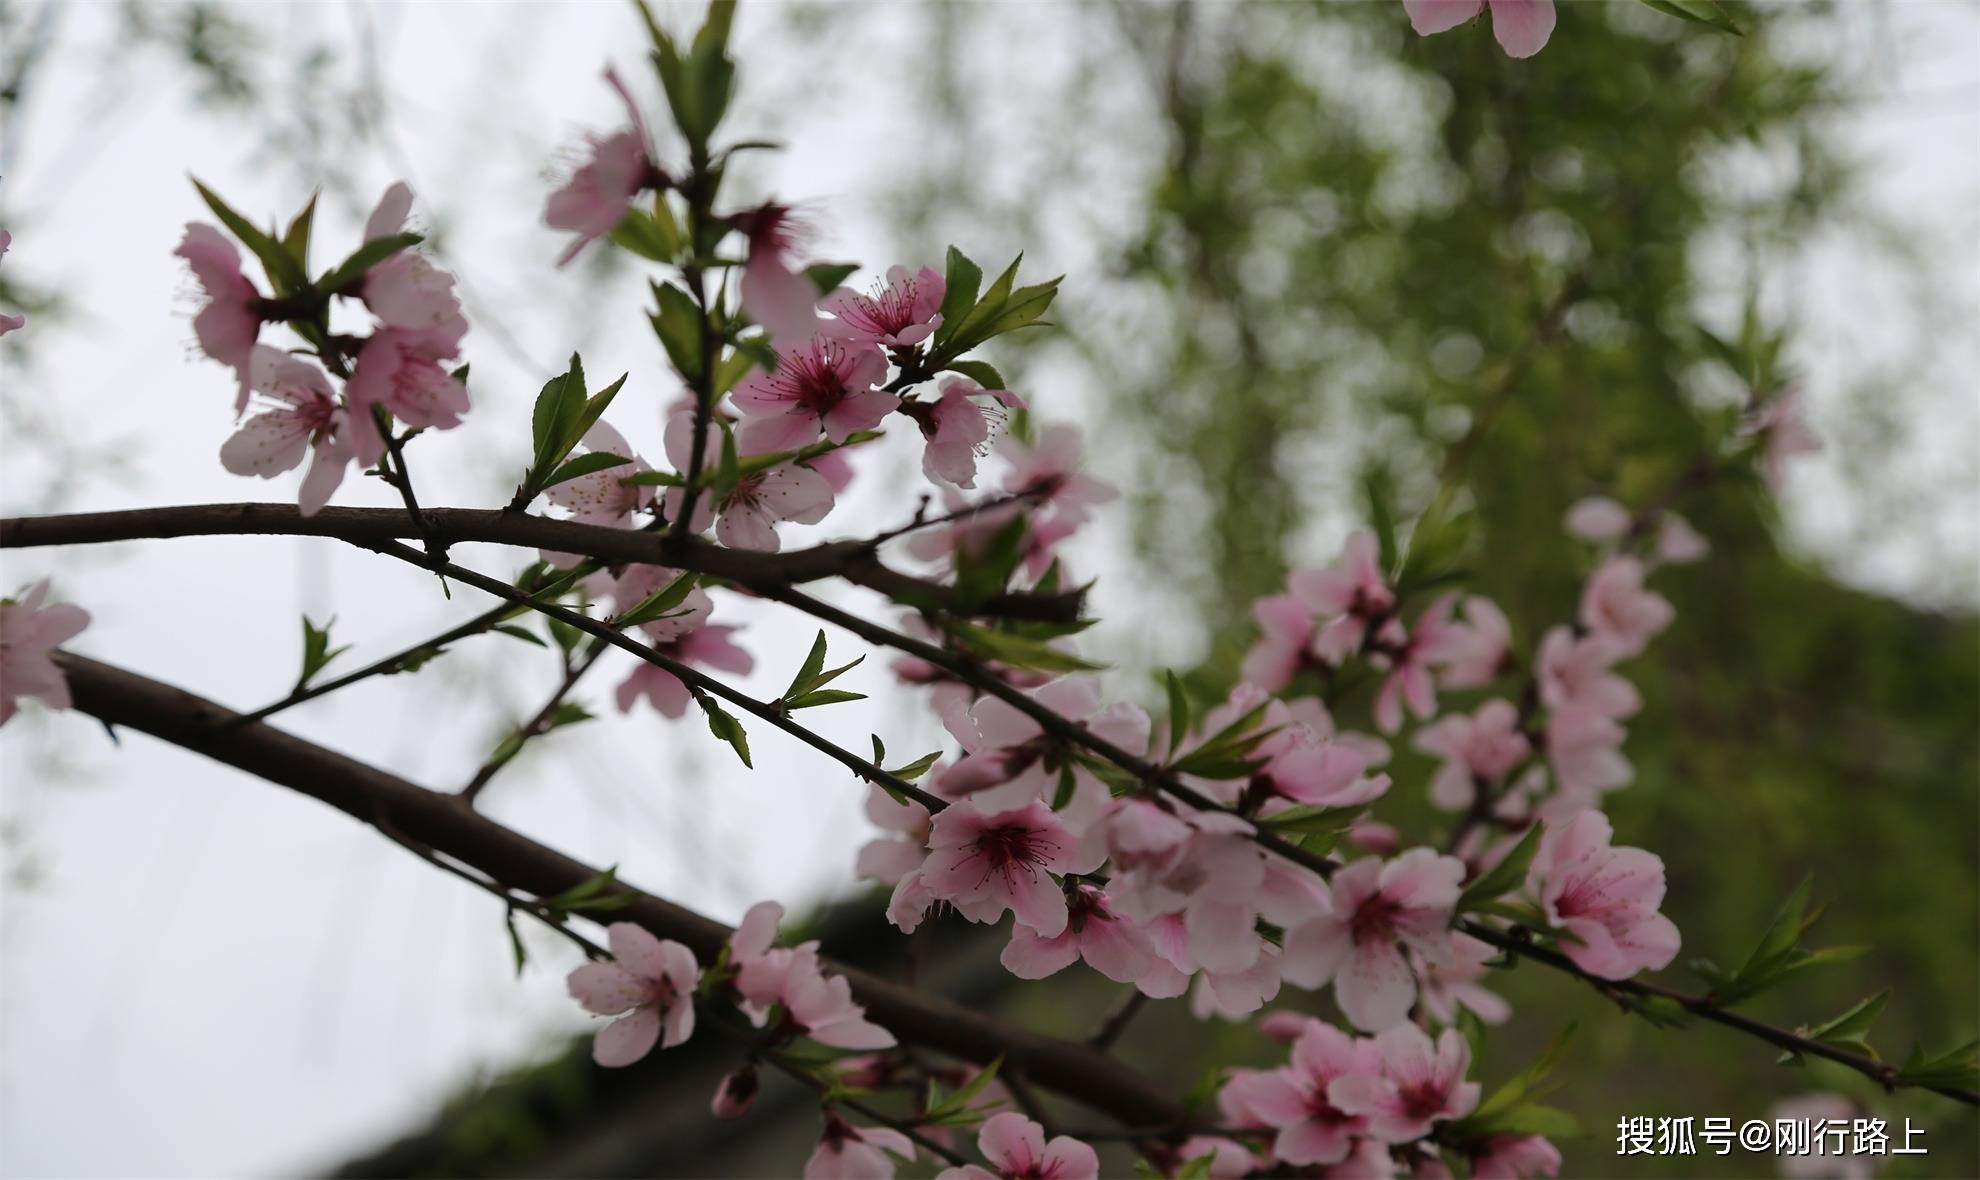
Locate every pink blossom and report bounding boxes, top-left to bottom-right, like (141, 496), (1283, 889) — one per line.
(1437, 597), (1512, 689)
(219, 346), (355, 516)
(611, 566), (713, 643)
(0, 580), (90, 726)
(1402, 0), (1556, 59)
(806, 1113), (915, 1180)
(359, 183), (466, 336)
(1242, 1022), (1380, 1165)
(615, 622), (751, 719)
(1469, 1135), (1562, 1180)
(937, 1112), (1099, 1180)
(727, 901), (895, 1050)
(565, 922), (698, 1066)
(1412, 699), (1530, 813)
(1290, 531), (1394, 665)
(1543, 703), (1632, 801)
(1653, 512), (1710, 565)
(1324, 1137), (1400, 1179)
(1282, 849), (1465, 1031)
(343, 319), (470, 465)
(737, 204), (822, 346)
(544, 420), (651, 528)
(1369, 595), (1469, 733)
(899, 800), (1101, 938)
(1252, 724), (1392, 813)
(855, 782), (932, 885)
(998, 424), (1118, 529)
(1526, 810), (1679, 979)
(1746, 384), (1821, 490)
(1173, 1137), (1259, 1180)
(1077, 795), (1195, 879)
(1000, 884), (1154, 984)
(1534, 626), (1639, 719)
(1242, 594), (1316, 692)
(937, 678), (1145, 822)
(1412, 931), (1511, 1025)
(824, 264), (945, 347)
(732, 335), (894, 453)
(175, 222), (262, 408)
(1578, 556), (1673, 658)
(909, 377), (1026, 489)
(1189, 939), (1287, 1020)
(1563, 496), (1632, 542)
(0, 229), (22, 335)
(727, 464), (839, 551)
(545, 66), (656, 266)
(1328, 1025), (1480, 1143)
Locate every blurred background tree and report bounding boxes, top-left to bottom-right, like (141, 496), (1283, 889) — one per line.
(853, 1), (1980, 1175)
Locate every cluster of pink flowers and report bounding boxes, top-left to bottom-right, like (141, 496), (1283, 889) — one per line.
(0, 580), (91, 727)
(1221, 1021), (1491, 1173)
(179, 182), (472, 515)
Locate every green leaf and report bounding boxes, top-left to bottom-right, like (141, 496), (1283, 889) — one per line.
(787, 632), (829, 699)
(543, 451), (633, 491)
(282, 192), (318, 276)
(615, 571), (699, 627)
(1896, 1040), (1980, 1091)
(925, 1056), (1003, 1121)
(1459, 1023), (1576, 1135)
(1788, 990), (1889, 1062)
(804, 262), (859, 294)
(1163, 669), (1191, 754)
(948, 621), (1102, 673)
(1257, 804), (1362, 839)
(649, 281), (706, 381)
(296, 615), (351, 689)
(932, 247), (983, 348)
(884, 750), (942, 782)
(191, 178), (308, 296)
(505, 908), (528, 977)
(1636, 0), (1743, 36)
(697, 695), (753, 768)
(492, 624), (547, 647)
(317, 231), (423, 295)
(945, 358), (1008, 390)
(786, 689), (866, 711)
(609, 206), (680, 263)
(1710, 877), (1864, 1005)
(542, 866), (631, 913)
(1456, 823), (1544, 914)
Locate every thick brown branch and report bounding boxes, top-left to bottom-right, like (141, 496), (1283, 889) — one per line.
(53, 651), (1187, 1128)
(0, 504), (1083, 623)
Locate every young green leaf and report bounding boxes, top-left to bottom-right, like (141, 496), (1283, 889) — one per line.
(697, 695), (753, 768)
(1456, 823), (1545, 914)
(296, 615), (351, 689)
(615, 571), (699, 628)
(543, 451), (633, 491)
(318, 232), (424, 295)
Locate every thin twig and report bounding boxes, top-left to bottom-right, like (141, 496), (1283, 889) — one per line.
(230, 603), (512, 727)
(459, 642), (607, 805)
(1088, 990), (1149, 1051)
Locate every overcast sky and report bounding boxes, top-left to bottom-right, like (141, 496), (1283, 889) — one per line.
(1, 2), (1975, 1177)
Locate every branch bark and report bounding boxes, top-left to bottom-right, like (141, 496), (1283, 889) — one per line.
(53, 651), (1187, 1128)
(0, 504), (1083, 623)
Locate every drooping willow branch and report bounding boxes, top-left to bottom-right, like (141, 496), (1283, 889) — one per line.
(50, 651), (1188, 1128)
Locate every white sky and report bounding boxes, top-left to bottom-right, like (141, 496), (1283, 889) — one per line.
(0, 2), (1974, 1177)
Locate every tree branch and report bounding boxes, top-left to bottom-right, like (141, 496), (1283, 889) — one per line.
(0, 503), (1082, 622)
(52, 651), (1188, 1128)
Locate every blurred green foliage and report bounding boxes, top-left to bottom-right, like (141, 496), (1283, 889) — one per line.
(907, 1), (1977, 1173)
